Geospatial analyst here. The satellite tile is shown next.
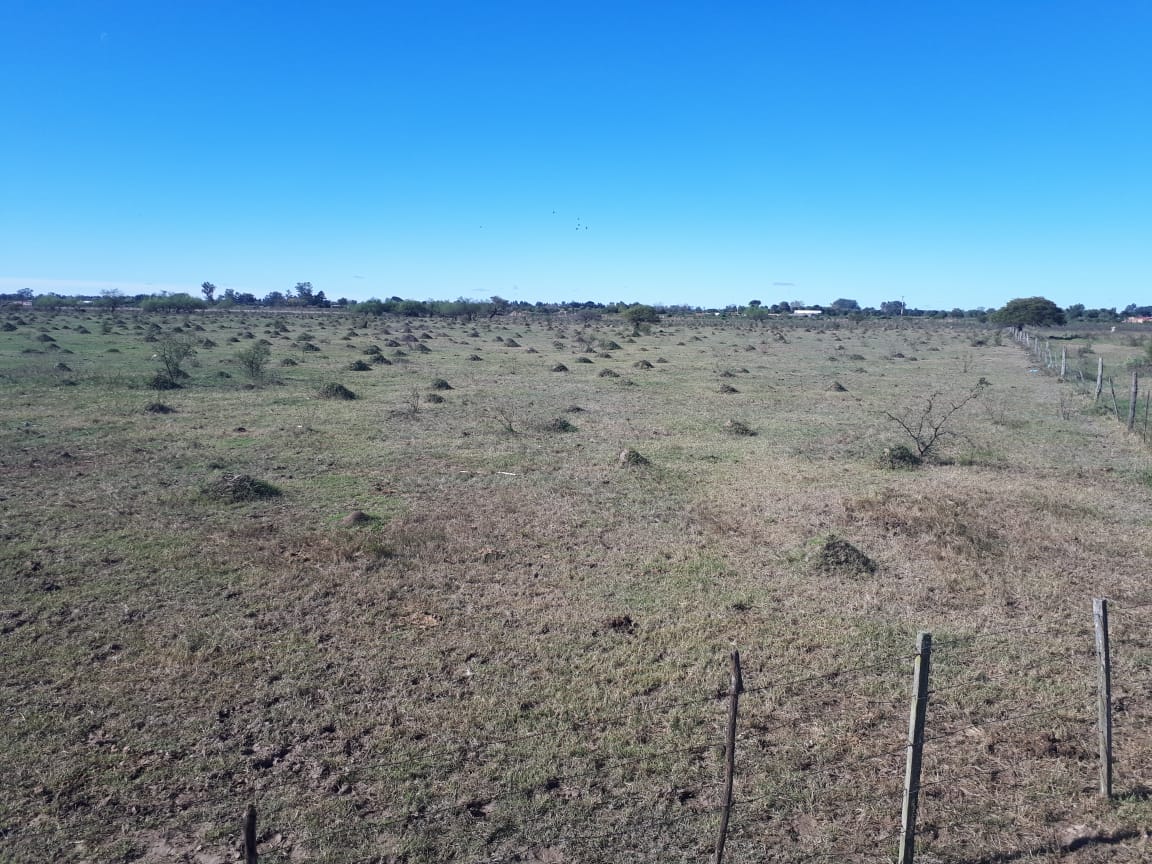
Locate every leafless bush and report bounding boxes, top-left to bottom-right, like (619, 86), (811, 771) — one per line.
(883, 384), (985, 461)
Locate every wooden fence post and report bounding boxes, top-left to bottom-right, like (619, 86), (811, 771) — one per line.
(899, 633), (932, 864)
(1110, 379), (1120, 421)
(1060, 347), (1067, 379)
(1095, 357), (1104, 403)
(713, 650), (743, 864)
(244, 803), (258, 864)
(1127, 372), (1138, 431)
(1094, 599), (1113, 799)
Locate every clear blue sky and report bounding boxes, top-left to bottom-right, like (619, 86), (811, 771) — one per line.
(2, 1), (1149, 310)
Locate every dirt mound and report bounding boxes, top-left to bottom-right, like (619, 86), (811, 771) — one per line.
(801, 534), (876, 576)
(339, 510), (375, 527)
(201, 473), (282, 503)
(318, 383), (357, 400)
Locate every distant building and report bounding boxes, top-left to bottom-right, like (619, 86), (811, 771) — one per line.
(792, 309), (822, 317)
(1125, 316), (1152, 324)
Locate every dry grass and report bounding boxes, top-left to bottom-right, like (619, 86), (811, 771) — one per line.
(2, 310), (1152, 862)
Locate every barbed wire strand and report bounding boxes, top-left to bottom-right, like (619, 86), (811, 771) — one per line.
(927, 656), (1096, 697)
(932, 620), (1091, 651)
(922, 705), (1089, 746)
(741, 653), (920, 697)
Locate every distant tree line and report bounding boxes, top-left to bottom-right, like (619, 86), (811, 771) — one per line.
(0, 285), (1137, 326)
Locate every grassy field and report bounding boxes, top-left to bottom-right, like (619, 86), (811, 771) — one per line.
(3, 307), (1152, 863)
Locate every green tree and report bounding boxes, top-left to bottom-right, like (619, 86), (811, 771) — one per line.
(140, 293), (206, 312)
(99, 288), (125, 311)
(201, 281), (216, 304)
(991, 297), (1066, 327)
(622, 304), (660, 324)
(293, 282), (315, 305)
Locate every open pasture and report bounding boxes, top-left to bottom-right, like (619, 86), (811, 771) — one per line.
(3, 308), (1152, 863)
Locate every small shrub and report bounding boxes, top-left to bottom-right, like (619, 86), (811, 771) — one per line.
(598, 369), (620, 378)
(347, 359), (372, 371)
(879, 444), (922, 469)
(279, 358), (298, 366)
(618, 448), (649, 467)
(144, 402), (176, 414)
(718, 383), (739, 393)
(318, 383), (357, 400)
(147, 372), (182, 390)
(430, 378), (453, 390)
(541, 417), (576, 432)
(425, 393), (445, 404)
(551, 363), (569, 372)
(723, 419), (755, 436)
(236, 342), (272, 379)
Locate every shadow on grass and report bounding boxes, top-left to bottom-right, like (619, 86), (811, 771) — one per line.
(951, 828), (1143, 863)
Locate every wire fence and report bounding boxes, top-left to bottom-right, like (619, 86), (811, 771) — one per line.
(7, 598), (1151, 863)
(1014, 326), (1152, 442)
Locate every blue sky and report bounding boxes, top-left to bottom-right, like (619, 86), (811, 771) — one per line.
(2, 1), (1149, 310)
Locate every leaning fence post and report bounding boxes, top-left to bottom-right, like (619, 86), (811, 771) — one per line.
(1060, 347), (1067, 379)
(1095, 357), (1104, 403)
(1127, 373), (1139, 431)
(899, 632), (932, 864)
(713, 650), (743, 864)
(1094, 599), (1113, 799)
(244, 803), (258, 864)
